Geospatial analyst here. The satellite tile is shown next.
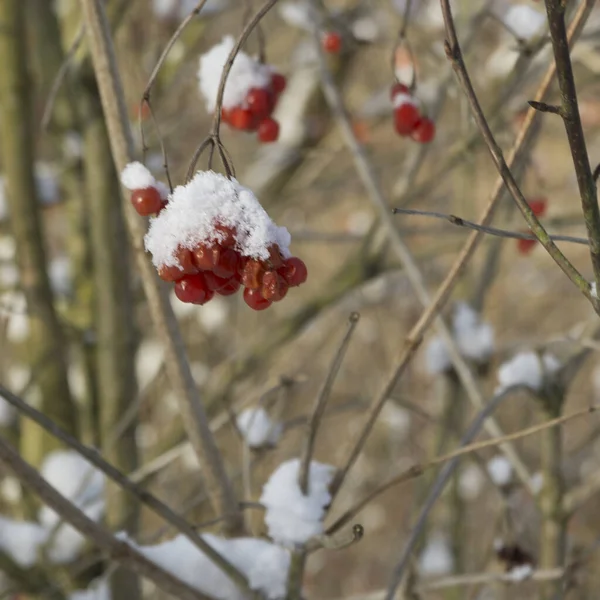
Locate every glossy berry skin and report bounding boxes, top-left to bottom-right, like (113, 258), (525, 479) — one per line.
(258, 118), (280, 143)
(217, 279), (241, 296)
(262, 271), (288, 301)
(322, 31), (342, 54)
(203, 271), (230, 292)
(174, 246), (197, 275)
(394, 103), (421, 136)
(229, 107), (255, 131)
(193, 244), (219, 271)
(213, 248), (240, 279)
(158, 264), (185, 282)
(241, 259), (265, 289)
(246, 87), (272, 120)
(131, 187), (163, 216)
(174, 273), (213, 305)
(390, 82), (410, 99)
(410, 117), (436, 143)
(528, 198), (547, 217)
(271, 73), (287, 95)
(279, 257), (307, 287)
(244, 287), (272, 311)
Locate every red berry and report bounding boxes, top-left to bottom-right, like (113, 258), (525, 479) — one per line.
(322, 31), (342, 54)
(214, 223), (237, 248)
(394, 102), (421, 136)
(246, 87), (272, 119)
(213, 248), (240, 279)
(204, 271), (230, 292)
(130, 187), (162, 216)
(158, 264), (185, 282)
(279, 257), (307, 287)
(528, 198), (547, 217)
(193, 244), (219, 271)
(221, 107), (232, 124)
(241, 259), (266, 289)
(517, 235), (537, 255)
(410, 117), (436, 143)
(174, 246), (197, 275)
(262, 271), (288, 301)
(243, 287), (272, 311)
(217, 278), (241, 296)
(229, 107), (255, 131)
(271, 73), (287, 95)
(258, 118), (280, 143)
(174, 273), (213, 305)
(390, 82), (410, 99)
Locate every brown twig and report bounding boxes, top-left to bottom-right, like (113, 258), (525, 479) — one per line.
(543, 0), (600, 301)
(79, 0), (243, 534)
(0, 436), (214, 600)
(439, 0), (593, 304)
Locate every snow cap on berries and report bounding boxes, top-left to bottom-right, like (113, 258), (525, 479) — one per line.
(120, 161), (157, 190)
(392, 93), (419, 110)
(144, 170), (291, 269)
(198, 36), (273, 112)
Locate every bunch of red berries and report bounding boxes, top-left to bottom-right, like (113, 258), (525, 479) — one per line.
(517, 197), (547, 255)
(221, 72), (287, 143)
(390, 82), (435, 143)
(121, 162), (169, 217)
(157, 231), (307, 310)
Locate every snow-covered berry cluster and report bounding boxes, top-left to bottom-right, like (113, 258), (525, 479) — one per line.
(391, 82), (435, 143)
(122, 163), (307, 311)
(121, 162), (170, 217)
(198, 36), (286, 143)
(517, 197), (547, 255)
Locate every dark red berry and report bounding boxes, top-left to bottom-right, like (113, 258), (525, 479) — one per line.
(258, 118), (280, 143)
(322, 31), (342, 54)
(394, 102), (421, 136)
(246, 88), (272, 119)
(261, 271), (288, 301)
(528, 198), (547, 217)
(174, 246), (197, 275)
(217, 279), (241, 296)
(410, 117), (435, 143)
(243, 287), (272, 311)
(279, 257), (307, 287)
(517, 235), (537, 255)
(131, 187), (163, 216)
(213, 248), (240, 279)
(174, 273), (213, 305)
(271, 73), (287, 95)
(193, 244), (219, 271)
(203, 271), (230, 292)
(241, 259), (265, 289)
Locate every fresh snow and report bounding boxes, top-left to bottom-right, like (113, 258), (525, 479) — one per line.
(127, 533), (290, 600)
(0, 516), (48, 567)
(496, 350), (560, 393)
(236, 407), (282, 448)
(69, 579), (111, 600)
(503, 5), (546, 40)
(418, 533), (454, 576)
(120, 161), (157, 190)
(506, 563), (534, 582)
(260, 458), (335, 546)
(198, 36), (273, 112)
(144, 170), (291, 268)
(425, 335), (452, 374)
(278, 2), (314, 31)
(48, 255), (72, 297)
(487, 455), (513, 486)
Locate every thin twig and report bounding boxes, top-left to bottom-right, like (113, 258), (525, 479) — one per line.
(298, 312), (360, 494)
(0, 384), (252, 595)
(439, 0), (593, 304)
(79, 0), (243, 534)
(0, 436), (213, 600)
(543, 0), (600, 301)
(392, 207), (590, 246)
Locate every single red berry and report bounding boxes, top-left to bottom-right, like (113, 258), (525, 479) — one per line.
(410, 117), (436, 143)
(246, 87), (272, 120)
(279, 257), (307, 287)
(390, 82), (410, 99)
(243, 287), (272, 311)
(174, 273), (213, 305)
(271, 73), (287, 95)
(258, 118), (280, 143)
(214, 223), (237, 248)
(213, 248), (240, 279)
(241, 259), (266, 289)
(174, 246), (198, 275)
(203, 271), (231, 292)
(193, 244), (219, 271)
(229, 107), (255, 131)
(217, 278), (241, 296)
(394, 103), (421, 136)
(322, 31), (342, 54)
(130, 187), (163, 216)
(517, 235), (537, 255)
(158, 264), (186, 282)
(261, 271), (288, 301)
(528, 197), (547, 217)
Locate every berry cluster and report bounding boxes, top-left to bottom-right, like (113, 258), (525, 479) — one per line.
(221, 72), (287, 143)
(156, 228), (307, 311)
(120, 162), (169, 217)
(517, 197), (547, 255)
(391, 83), (435, 143)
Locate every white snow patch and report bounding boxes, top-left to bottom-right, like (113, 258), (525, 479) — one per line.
(380, 403), (411, 438)
(0, 476), (22, 504)
(278, 1), (314, 31)
(237, 407), (282, 448)
(135, 338), (165, 390)
(196, 296), (229, 333)
(458, 463), (484, 501)
(120, 161), (157, 190)
(198, 36), (273, 112)
(530, 471), (544, 495)
(69, 578), (111, 600)
(260, 458), (335, 546)
(0, 236), (15, 260)
(144, 170), (291, 268)
(35, 163), (61, 206)
(419, 533), (454, 576)
(49, 255), (72, 297)
(392, 93), (420, 110)
(496, 351), (560, 393)
(0, 262), (19, 288)
(127, 533), (289, 600)
(487, 455), (513, 486)
(452, 302), (495, 363)
(0, 516), (48, 567)
(425, 336), (451, 375)
(503, 5), (546, 40)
